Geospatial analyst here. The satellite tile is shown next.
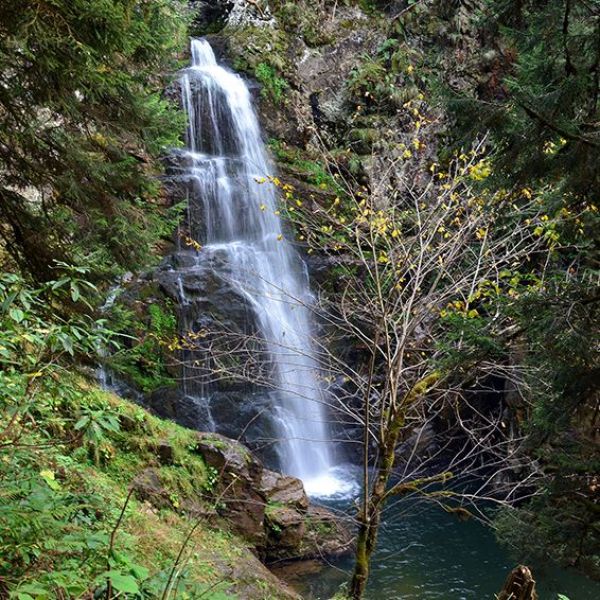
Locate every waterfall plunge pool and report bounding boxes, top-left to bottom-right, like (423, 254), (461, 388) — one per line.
(303, 465), (360, 499)
(277, 472), (600, 599)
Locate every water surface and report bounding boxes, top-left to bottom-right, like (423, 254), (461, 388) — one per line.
(286, 496), (600, 599)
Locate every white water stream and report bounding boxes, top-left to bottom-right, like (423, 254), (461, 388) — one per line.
(177, 39), (348, 496)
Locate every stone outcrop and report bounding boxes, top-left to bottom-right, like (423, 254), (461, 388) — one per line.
(194, 432), (353, 562)
(190, 0), (275, 35)
(132, 431), (352, 564)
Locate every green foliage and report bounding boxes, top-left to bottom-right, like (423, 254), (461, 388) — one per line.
(0, 270), (113, 415)
(268, 139), (344, 193)
(356, 0), (386, 15)
(450, 0), (600, 202)
(492, 277), (600, 578)
(0, 267), (264, 598)
(347, 55), (391, 109)
(255, 62), (289, 104)
(345, 38), (422, 114)
(148, 303), (177, 337)
(203, 465), (220, 492)
(272, 0), (336, 46)
(430, 1), (600, 575)
(75, 404), (121, 465)
(229, 25), (288, 73)
(226, 24), (293, 107)
(0, 0), (187, 281)
(106, 299), (178, 393)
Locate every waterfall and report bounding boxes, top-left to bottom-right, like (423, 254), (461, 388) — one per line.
(174, 38), (346, 496)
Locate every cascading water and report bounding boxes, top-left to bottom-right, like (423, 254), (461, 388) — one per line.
(173, 38), (348, 496)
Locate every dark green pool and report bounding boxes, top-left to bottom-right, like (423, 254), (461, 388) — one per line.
(287, 497), (600, 599)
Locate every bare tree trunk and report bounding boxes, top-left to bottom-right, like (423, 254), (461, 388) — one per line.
(349, 424), (395, 598)
(350, 521), (371, 599)
(349, 372), (442, 598)
(497, 565), (538, 600)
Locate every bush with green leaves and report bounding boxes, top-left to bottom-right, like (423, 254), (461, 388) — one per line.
(255, 62), (289, 104)
(105, 299), (178, 393)
(0, 269), (261, 599)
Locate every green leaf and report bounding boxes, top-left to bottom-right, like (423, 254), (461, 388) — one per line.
(70, 283), (80, 303)
(130, 564), (149, 580)
(16, 583), (52, 598)
(9, 308), (25, 323)
(1, 290), (18, 312)
(51, 278), (70, 290)
(107, 572), (139, 594)
(39, 470), (60, 491)
(74, 416), (90, 430)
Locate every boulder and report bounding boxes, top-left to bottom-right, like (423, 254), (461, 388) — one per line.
(190, 432), (352, 562)
(265, 505), (307, 553)
(196, 431), (259, 480)
(195, 432), (267, 545)
(155, 440), (175, 465)
(264, 504), (353, 562)
(260, 470), (309, 510)
(302, 505), (354, 558)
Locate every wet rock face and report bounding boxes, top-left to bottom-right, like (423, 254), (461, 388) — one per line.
(194, 432), (353, 561)
(144, 386), (281, 465)
(145, 387), (213, 430)
(157, 252), (257, 339)
(144, 255), (282, 457)
(191, 0), (275, 34)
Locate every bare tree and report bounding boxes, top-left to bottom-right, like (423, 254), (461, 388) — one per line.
(277, 137), (560, 597)
(169, 133), (577, 597)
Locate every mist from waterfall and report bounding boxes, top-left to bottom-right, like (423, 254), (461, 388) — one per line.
(175, 38), (348, 496)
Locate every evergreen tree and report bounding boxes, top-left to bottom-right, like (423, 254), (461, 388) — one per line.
(445, 0), (600, 573)
(0, 0), (187, 281)
(454, 0), (600, 202)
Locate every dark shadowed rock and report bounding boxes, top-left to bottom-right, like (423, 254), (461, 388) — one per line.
(145, 387), (213, 431)
(155, 441), (175, 465)
(189, 0), (234, 35)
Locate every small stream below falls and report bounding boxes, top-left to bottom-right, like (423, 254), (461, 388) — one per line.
(281, 496), (600, 600)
